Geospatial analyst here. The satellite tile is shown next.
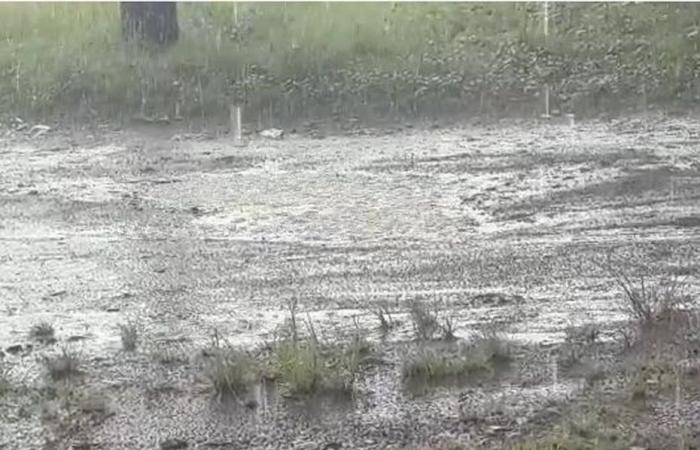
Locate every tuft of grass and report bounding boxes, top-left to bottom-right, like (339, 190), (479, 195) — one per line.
(271, 340), (326, 397)
(402, 345), (488, 382)
(29, 322), (56, 344)
(409, 299), (440, 341)
(43, 348), (82, 381)
(511, 410), (629, 450)
(373, 304), (398, 334)
(269, 328), (371, 398)
(403, 326), (513, 385)
(205, 345), (260, 398)
(118, 322), (139, 352)
(151, 343), (188, 365)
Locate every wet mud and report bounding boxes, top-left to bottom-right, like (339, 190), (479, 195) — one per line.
(1, 114), (699, 449)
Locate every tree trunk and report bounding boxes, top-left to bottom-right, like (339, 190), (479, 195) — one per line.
(120, 2), (178, 47)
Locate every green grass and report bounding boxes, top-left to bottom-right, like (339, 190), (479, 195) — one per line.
(1, 3), (699, 121)
(269, 332), (371, 398)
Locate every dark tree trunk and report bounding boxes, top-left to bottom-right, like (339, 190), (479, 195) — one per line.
(120, 2), (178, 47)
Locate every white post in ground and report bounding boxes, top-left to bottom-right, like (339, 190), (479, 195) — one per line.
(543, 0), (551, 119)
(230, 103), (244, 146)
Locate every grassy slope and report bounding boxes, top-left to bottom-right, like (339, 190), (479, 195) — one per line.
(0, 2), (698, 122)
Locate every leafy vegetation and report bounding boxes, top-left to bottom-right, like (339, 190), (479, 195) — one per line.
(1, 3), (699, 121)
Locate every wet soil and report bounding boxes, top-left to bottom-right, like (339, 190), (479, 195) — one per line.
(1, 113), (699, 449)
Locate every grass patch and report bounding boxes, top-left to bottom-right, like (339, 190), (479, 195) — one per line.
(29, 322), (56, 344)
(409, 299), (458, 341)
(512, 408), (630, 450)
(3, 3), (699, 121)
(268, 322), (372, 398)
(118, 322), (139, 352)
(205, 345), (260, 399)
(270, 338), (370, 398)
(402, 330), (513, 385)
(43, 348), (82, 381)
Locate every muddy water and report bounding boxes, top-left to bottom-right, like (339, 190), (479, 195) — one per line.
(1, 115), (700, 449)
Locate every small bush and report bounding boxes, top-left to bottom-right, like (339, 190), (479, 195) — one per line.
(118, 322), (139, 352)
(29, 322), (56, 344)
(43, 348), (82, 381)
(600, 255), (689, 327)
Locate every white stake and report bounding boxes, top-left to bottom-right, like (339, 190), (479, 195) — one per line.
(231, 103), (244, 146)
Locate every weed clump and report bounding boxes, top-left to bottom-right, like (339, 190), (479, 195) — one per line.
(402, 329), (512, 384)
(409, 299), (459, 341)
(268, 316), (372, 397)
(118, 322), (139, 352)
(205, 346), (260, 398)
(29, 322), (56, 344)
(43, 348), (82, 381)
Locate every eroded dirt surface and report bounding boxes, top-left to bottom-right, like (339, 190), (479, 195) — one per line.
(1, 114), (700, 449)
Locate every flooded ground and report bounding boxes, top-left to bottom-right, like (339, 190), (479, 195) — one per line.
(1, 113), (699, 449)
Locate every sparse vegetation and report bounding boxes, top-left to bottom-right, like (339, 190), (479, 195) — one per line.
(599, 254), (690, 328)
(29, 322), (56, 344)
(409, 299), (440, 341)
(268, 319), (372, 397)
(408, 299), (458, 341)
(373, 304), (398, 334)
(118, 322), (139, 352)
(402, 329), (513, 385)
(205, 345), (260, 398)
(43, 348), (82, 381)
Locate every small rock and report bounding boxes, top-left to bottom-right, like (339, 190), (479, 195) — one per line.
(259, 128), (285, 140)
(105, 307), (120, 313)
(160, 438), (188, 450)
(29, 124), (51, 139)
(5, 344), (23, 355)
(67, 335), (88, 343)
